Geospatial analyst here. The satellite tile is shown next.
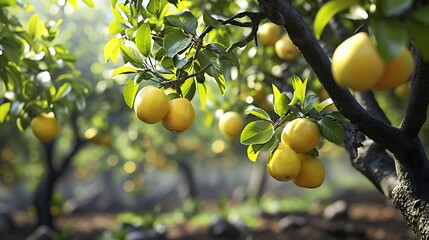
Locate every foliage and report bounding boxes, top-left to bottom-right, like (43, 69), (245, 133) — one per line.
(106, 0), (262, 109)
(241, 76), (346, 162)
(0, 1), (90, 130)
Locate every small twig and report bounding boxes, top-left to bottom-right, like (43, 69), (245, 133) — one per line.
(147, 68), (169, 82)
(159, 63), (212, 88)
(155, 11), (265, 88)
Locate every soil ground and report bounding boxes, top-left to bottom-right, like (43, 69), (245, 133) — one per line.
(2, 188), (417, 240)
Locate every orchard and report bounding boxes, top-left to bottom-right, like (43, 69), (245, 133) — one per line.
(1, 0), (429, 239)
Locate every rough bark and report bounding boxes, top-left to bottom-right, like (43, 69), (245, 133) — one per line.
(393, 179), (429, 240)
(392, 141), (429, 240)
(257, 0), (429, 238)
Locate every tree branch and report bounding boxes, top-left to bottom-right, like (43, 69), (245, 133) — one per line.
(355, 91), (390, 124)
(54, 112), (86, 179)
(343, 91), (397, 198)
(400, 51), (429, 137)
(42, 141), (55, 175)
(160, 12), (264, 89)
(344, 133), (398, 198)
(258, 0), (413, 155)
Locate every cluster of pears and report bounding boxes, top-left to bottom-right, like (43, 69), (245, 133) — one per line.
(134, 85), (195, 133)
(267, 118), (325, 189)
(332, 32), (414, 92)
(257, 22), (300, 61)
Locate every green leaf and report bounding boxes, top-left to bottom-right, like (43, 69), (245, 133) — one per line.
(0, 0), (16, 6)
(193, 62), (206, 83)
(165, 11), (198, 34)
(108, 19), (126, 35)
(214, 75), (226, 95)
(23, 81), (39, 100)
(247, 145), (260, 162)
(405, 19), (429, 62)
(75, 95), (86, 112)
(207, 43), (240, 71)
(112, 66), (138, 77)
(54, 102), (73, 121)
(289, 75), (307, 107)
(133, 70), (150, 84)
(82, 0), (95, 7)
(226, 51), (241, 72)
(173, 55), (188, 69)
(28, 14), (44, 38)
(196, 82), (207, 109)
(104, 37), (122, 63)
(240, 120), (274, 145)
(203, 11), (221, 27)
(120, 40), (144, 67)
(181, 78), (196, 101)
(123, 79), (139, 108)
(245, 107), (271, 121)
(272, 84), (290, 117)
(0, 102), (11, 123)
(303, 94), (319, 114)
(314, 98), (334, 113)
(147, 0), (161, 15)
(370, 18), (407, 62)
(17, 116), (30, 132)
(167, 0), (179, 6)
(198, 49), (221, 78)
(324, 111), (350, 122)
(54, 83), (72, 101)
(380, 0), (412, 17)
(314, 0), (361, 39)
(111, 0), (118, 9)
(135, 23), (152, 57)
(163, 29), (192, 58)
(412, 6), (429, 25)
(258, 135), (280, 152)
(317, 117), (344, 145)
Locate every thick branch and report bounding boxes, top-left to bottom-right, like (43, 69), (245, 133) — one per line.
(347, 137), (397, 198)
(400, 51), (429, 137)
(43, 141), (55, 175)
(342, 88), (397, 198)
(258, 0), (413, 155)
(355, 91), (390, 124)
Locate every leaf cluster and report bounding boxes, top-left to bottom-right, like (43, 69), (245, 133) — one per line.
(0, 4), (90, 130)
(106, 0), (261, 109)
(240, 76), (348, 162)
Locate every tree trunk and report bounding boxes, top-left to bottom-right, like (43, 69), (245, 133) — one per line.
(391, 140), (429, 240)
(34, 174), (56, 229)
(34, 141), (56, 229)
(177, 160), (197, 199)
(246, 153), (268, 200)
